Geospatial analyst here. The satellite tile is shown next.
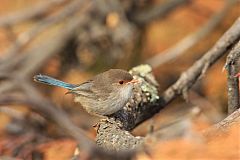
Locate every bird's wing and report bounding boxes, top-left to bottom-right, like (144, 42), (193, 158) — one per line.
(91, 82), (112, 101)
(69, 80), (97, 99)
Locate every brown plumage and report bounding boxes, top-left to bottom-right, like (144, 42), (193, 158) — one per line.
(34, 69), (139, 116)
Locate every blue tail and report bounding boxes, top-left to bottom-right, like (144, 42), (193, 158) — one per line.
(33, 74), (76, 90)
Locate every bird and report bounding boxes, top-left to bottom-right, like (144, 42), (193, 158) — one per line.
(33, 69), (139, 117)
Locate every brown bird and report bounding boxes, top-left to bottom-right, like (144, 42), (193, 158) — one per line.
(34, 69), (139, 117)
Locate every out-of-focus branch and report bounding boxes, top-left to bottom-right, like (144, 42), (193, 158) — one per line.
(0, 156), (20, 160)
(0, 11), (91, 95)
(0, 83), (95, 153)
(0, 1), (95, 153)
(0, 0), (66, 27)
(146, 0), (237, 68)
(203, 108), (240, 137)
(130, 0), (190, 25)
(225, 41), (240, 114)
(0, 0), (87, 66)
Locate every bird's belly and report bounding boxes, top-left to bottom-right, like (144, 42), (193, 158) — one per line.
(74, 95), (127, 116)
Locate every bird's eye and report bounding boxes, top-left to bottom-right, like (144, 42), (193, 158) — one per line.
(119, 80), (124, 84)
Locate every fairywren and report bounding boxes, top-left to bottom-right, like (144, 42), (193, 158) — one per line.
(34, 69), (139, 116)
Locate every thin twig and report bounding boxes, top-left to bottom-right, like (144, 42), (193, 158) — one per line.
(146, 0), (237, 68)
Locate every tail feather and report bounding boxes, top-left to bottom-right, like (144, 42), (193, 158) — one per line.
(33, 74), (76, 90)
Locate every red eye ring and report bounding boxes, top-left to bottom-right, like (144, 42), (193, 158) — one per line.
(119, 80), (124, 84)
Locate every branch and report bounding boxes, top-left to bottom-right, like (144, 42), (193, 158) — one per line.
(203, 108), (240, 137)
(146, 0), (237, 68)
(137, 17), (240, 125)
(130, 0), (190, 25)
(0, 11), (91, 94)
(0, 85), (95, 153)
(0, 0), (87, 66)
(96, 17), (240, 150)
(0, 1), (95, 154)
(225, 41), (240, 114)
(0, 0), (66, 27)
(0, 156), (20, 160)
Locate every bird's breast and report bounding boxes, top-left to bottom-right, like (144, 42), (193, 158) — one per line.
(73, 84), (133, 116)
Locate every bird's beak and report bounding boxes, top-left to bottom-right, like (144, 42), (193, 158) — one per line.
(128, 79), (140, 84)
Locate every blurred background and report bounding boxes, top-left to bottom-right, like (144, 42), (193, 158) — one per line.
(0, 0), (239, 159)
